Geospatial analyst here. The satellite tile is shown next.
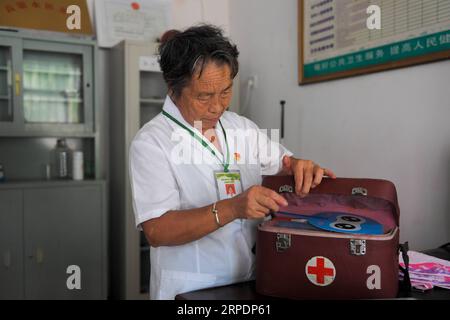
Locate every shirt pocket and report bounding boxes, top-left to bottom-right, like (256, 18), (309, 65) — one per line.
(158, 269), (217, 300)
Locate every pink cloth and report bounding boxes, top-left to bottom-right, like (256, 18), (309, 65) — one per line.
(281, 193), (397, 233)
(399, 250), (450, 291)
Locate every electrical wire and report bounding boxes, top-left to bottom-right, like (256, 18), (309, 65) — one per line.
(241, 77), (255, 116)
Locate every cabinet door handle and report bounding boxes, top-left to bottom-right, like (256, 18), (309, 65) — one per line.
(36, 248), (44, 264)
(28, 248), (44, 264)
(3, 251), (11, 268)
(15, 73), (21, 96)
(7, 62), (12, 116)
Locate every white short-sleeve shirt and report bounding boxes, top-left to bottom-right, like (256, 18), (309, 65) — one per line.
(129, 96), (292, 299)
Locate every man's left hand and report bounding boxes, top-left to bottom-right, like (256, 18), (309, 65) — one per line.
(282, 156), (336, 197)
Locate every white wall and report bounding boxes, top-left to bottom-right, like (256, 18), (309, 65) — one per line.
(172, 0), (230, 32)
(230, 0), (450, 250)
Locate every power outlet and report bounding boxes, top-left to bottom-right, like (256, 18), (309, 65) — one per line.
(139, 55), (161, 72)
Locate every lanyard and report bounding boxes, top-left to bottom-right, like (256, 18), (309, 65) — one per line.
(162, 110), (230, 172)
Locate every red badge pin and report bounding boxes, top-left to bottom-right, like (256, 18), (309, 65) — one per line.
(131, 2), (140, 10)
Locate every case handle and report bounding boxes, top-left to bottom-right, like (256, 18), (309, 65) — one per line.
(352, 187), (368, 196)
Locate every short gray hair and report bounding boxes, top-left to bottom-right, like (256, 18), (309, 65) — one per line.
(158, 24), (239, 99)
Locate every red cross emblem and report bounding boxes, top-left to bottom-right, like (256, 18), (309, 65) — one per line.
(305, 256), (336, 286)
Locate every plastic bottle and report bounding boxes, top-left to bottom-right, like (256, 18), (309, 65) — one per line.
(72, 151), (84, 181)
(54, 138), (70, 179)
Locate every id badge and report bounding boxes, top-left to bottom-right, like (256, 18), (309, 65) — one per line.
(214, 170), (243, 200)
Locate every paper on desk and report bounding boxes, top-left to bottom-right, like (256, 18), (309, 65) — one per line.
(399, 250), (450, 291)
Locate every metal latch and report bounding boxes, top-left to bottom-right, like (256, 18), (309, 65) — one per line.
(278, 185), (294, 193)
(350, 239), (366, 256)
(276, 233), (291, 252)
(352, 187), (368, 196)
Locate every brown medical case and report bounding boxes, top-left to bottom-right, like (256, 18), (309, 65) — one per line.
(256, 176), (400, 299)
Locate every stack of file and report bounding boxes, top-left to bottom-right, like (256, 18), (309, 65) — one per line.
(399, 250), (450, 291)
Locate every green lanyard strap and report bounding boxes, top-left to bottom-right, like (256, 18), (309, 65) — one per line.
(162, 110), (230, 172)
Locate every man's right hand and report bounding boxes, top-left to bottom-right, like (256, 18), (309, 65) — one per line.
(229, 185), (289, 220)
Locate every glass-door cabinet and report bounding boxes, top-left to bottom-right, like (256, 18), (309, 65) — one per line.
(0, 33), (94, 136)
(0, 38), (21, 131)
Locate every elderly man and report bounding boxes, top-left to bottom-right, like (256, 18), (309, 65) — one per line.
(129, 24), (335, 300)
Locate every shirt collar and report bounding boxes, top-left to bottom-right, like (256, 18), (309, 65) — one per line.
(162, 95), (192, 130)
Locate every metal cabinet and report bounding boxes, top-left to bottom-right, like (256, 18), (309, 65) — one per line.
(0, 31), (95, 136)
(0, 37), (21, 131)
(0, 31), (105, 300)
(110, 40), (162, 300)
(0, 181), (107, 300)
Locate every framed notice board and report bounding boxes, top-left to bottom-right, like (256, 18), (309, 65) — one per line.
(299, 0), (450, 84)
(0, 0), (93, 35)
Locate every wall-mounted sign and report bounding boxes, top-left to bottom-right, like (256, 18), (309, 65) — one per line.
(0, 0), (93, 35)
(94, 0), (172, 48)
(299, 0), (450, 84)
